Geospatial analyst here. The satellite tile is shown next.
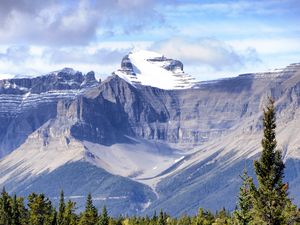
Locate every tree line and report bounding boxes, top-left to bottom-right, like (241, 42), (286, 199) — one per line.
(1, 99), (300, 225)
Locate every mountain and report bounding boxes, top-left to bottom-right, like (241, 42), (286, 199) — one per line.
(0, 53), (300, 216)
(114, 50), (196, 89)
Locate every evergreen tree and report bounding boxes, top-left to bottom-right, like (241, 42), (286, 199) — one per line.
(28, 193), (53, 225)
(157, 209), (166, 225)
(114, 216), (123, 225)
(57, 190), (65, 225)
(152, 210), (157, 223)
(98, 206), (109, 225)
(11, 194), (21, 225)
(15, 196), (28, 225)
(250, 98), (292, 224)
(51, 209), (57, 225)
(78, 193), (98, 225)
(193, 208), (214, 225)
(0, 188), (12, 225)
(177, 215), (191, 225)
(233, 168), (252, 225)
(64, 200), (77, 225)
(213, 208), (231, 225)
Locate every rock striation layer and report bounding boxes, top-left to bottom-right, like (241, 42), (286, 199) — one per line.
(0, 58), (300, 215)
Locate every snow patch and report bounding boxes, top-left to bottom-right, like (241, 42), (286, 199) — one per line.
(114, 50), (197, 90)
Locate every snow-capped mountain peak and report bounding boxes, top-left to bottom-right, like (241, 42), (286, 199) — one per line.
(114, 50), (197, 90)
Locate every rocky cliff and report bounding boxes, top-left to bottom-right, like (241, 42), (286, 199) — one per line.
(0, 61), (300, 215)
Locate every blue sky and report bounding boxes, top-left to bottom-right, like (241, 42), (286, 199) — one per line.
(0, 0), (299, 80)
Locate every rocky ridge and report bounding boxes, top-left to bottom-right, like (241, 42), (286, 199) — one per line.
(0, 58), (300, 215)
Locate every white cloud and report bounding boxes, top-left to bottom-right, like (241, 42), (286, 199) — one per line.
(228, 38), (300, 55)
(152, 38), (260, 70)
(0, 46), (32, 64)
(45, 48), (130, 65)
(0, 0), (299, 81)
(171, 0), (300, 17)
(0, 0), (165, 46)
(0, 45), (131, 77)
(148, 37), (265, 80)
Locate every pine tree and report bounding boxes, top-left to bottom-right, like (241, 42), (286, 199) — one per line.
(194, 208), (214, 225)
(78, 193), (98, 225)
(0, 188), (12, 225)
(233, 168), (252, 225)
(157, 209), (166, 225)
(250, 98), (291, 224)
(28, 193), (53, 225)
(11, 194), (21, 225)
(177, 215), (191, 225)
(213, 208), (231, 225)
(64, 200), (77, 225)
(114, 216), (123, 225)
(98, 206), (109, 225)
(57, 190), (65, 225)
(15, 196), (28, 225)
(152, 210), (157, 222)
(51, 209), (57, 225)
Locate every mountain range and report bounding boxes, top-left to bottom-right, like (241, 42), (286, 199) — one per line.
(0, 50), (300, 216)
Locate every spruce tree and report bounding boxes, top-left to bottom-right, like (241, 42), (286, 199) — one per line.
(250, 98), (291, 224)
(57, 190), (65, 225)
(0, 188), (12, 225)
(234, 169), (252, 225)
(51, 209), (57, 225)
(64, 200), (77, 225)
(78, 193), (98, 225)
(28, 193), (53, 225)
(11, 194), (21, 225)
(194, 208), (215, 225)
(213, 208), (231, 225)
(98, 206), (109, 225)
(152, 210), (157, 222)
(15, 196), (28, 225)
(157, 209), (166, 225)
(177, 215), (191, 225)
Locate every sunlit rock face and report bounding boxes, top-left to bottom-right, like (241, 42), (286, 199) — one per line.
(0, 61), (300, 215)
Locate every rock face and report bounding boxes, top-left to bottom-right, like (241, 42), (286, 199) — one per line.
(0, 68), (98, 157)
(0, 61), (300, 216)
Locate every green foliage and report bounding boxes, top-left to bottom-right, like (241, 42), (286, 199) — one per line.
(0, 190), (297, 225)
(51, 209), (57, 225)
(193, 208), (215, 225)
(212, 208), (231, 225)
(11, 194), (21, 225)
(157, 209), (166, 225)
(233, 169), (252, 225)
(78, 193), (98, 225)
(177, 214), (191, 225)
(28, 193), (53, 225)
(250, 98), (296, 224)
(98, 206), (109, 225)
(64, 200), (78, 225)
(57, 190), (65, 225)
(0, 188), (12, 225)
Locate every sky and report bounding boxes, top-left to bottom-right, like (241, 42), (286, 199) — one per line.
(0, 0), (299, 81)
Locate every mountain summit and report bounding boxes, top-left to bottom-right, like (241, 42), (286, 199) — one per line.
(0, 55), (300, 216)
(114, 50), (196, 89)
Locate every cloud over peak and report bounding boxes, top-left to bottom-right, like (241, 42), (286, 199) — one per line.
(152, 38), (260, 71)
(0, 0), (299, 81)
